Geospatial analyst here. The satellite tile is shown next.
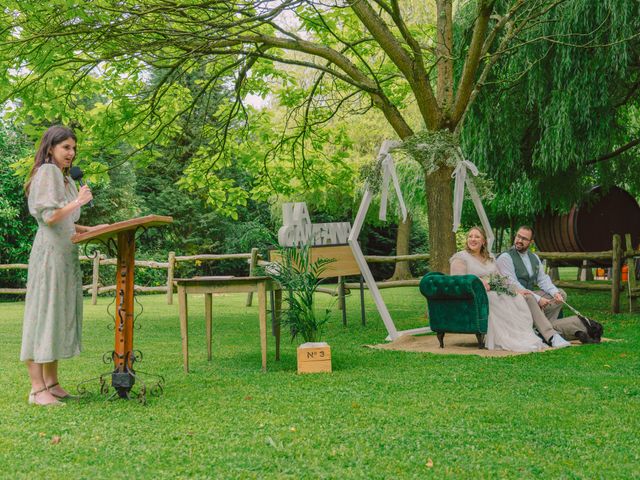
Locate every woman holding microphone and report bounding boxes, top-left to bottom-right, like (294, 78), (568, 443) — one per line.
(21, 125), (97, 406)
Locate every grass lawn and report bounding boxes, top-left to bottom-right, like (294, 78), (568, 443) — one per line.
(1, 286), (638, 479)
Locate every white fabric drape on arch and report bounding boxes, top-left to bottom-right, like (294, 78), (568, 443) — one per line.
(451, 149), (495, 253)
(348, 140), (424, 340)
(376, 140), (407, 223)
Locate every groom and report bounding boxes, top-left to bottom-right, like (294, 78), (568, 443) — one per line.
(496, 226), (586, 348)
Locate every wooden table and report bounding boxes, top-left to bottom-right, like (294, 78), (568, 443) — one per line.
(175, 276), (282, 373)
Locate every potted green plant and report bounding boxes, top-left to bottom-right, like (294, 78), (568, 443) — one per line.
(266, 244), (335, 372)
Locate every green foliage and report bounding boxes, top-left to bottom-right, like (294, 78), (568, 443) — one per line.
(0, 126), (34, 289)
(487, 273), (517, 297)
(221, 221), (275, 255)
(82, 160), (141, 226)
(129, 71), (281, 265)
(358, 158), (386, 195)
(265, 245), (335, 343)
(0, 0), (421, 217)
(0, 5), (249, 217)
(394, 130), (460, 176)
(3, 0), (638, 269)
(461, 0), (640, 220)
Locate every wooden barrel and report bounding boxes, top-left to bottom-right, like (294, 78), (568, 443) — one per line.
(535, 186), (640, 255)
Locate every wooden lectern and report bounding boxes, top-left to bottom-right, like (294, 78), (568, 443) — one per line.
(73, 215), (172, 400)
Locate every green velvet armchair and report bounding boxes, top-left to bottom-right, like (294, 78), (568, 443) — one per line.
(419, 271), (489, 349)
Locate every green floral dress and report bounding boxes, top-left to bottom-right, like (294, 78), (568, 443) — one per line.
(20, 163), (83, 362)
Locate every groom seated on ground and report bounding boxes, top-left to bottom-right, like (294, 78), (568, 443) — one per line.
(496, 225), (587, 348)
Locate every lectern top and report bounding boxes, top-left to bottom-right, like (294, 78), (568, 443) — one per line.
(72, 214), (173, 244)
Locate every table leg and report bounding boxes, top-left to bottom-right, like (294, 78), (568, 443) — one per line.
(178, 285), (189, 373)
(270, 290), (276, 335)
(258, 281), (267, 372)
(274, 289), (282, 362)
(339, 277), (347, 326)
(205, 293), (212, 362)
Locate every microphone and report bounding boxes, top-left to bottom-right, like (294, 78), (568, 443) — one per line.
(69, 166), (94, 208)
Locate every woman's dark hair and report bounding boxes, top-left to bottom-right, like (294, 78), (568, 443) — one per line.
(25, 125), (77, 194)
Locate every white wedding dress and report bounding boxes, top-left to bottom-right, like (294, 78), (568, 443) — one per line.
(450, 251), (545, 352)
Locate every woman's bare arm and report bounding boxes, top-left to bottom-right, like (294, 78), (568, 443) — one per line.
(45, 185), (93, 226)
(46, 200), (82, 226)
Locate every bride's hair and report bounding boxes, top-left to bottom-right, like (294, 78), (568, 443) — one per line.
(465, 226), (491, 262)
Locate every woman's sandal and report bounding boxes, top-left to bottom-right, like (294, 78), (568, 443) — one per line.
(47, 382), (77, 400)
(29, 387), (64, 406)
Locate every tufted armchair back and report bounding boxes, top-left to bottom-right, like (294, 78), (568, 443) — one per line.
(419, 272), (489, 347)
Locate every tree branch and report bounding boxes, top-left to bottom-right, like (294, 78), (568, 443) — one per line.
(585, 138), (640, 165)
(451, 0), (495, 126)
(436, 0), (454, 118)
(350, 0), (440, 129)
(480, 0), (527, 57)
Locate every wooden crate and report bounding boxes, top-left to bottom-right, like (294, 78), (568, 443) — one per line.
(297, 342), (332, 373)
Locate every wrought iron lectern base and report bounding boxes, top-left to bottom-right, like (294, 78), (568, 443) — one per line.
(76, 351), (165, 405)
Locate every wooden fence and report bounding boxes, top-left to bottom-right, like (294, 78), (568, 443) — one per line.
(538, 233), (640, 313)
(2, 234), (638, 312)
(0, 249), (430, 304)
(0, 249), (261, 306)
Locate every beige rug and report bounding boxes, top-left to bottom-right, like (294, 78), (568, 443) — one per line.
(366, 333), (599, 357)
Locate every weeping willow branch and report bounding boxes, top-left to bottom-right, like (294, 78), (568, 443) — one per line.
(585, 138), (640, 165)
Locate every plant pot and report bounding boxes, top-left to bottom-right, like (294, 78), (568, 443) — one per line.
(297, 342), (332, 374)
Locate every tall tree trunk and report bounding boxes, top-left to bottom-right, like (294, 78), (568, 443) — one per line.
(424, 165), (457, 273)
(389, 213), (413, 281)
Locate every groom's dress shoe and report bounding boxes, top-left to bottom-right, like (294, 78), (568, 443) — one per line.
(550, 333), (571, 348)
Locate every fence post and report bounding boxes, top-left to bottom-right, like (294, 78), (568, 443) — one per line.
(167, 251), (175, 305)
(611, 234), (622, 313)
(576, 263), (583, 281)
(577, 260), (594, 281)
(625, 233), (638, 313)
(585, 261), (594, 281)
(549, 263), (560, 282)
(246, 247), (259, 306)
(91, 250), (100, 305)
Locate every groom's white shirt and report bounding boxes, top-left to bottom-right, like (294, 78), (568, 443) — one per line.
(496, 250), (560, 302)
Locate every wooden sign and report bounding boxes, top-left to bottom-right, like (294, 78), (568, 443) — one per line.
(278, 202), (351, 247)
(269, 244), (360, 279)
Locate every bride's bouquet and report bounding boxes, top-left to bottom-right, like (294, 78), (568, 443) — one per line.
(487, 273), (516, 296)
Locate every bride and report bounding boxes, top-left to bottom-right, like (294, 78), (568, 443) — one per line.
(450, 226), (545, 352)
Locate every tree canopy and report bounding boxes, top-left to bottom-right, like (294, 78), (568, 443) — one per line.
(2, 0), (639, 270)
(462, 0), (640, 221)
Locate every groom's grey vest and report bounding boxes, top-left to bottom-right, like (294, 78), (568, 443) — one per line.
(505, 247), (540, 290)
